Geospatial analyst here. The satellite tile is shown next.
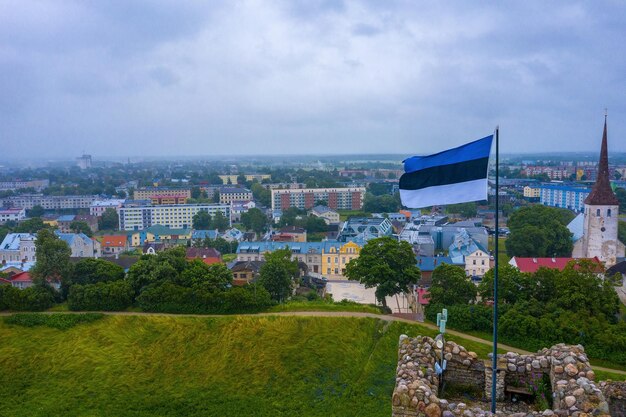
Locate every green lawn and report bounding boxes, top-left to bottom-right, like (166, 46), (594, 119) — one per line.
(268, 300), (384, 314)
(488, 236), (510, 265)
(0, 314), (507, 417)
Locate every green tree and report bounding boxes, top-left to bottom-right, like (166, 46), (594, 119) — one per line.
(29, 205), (45, 217)
(305, 216), (327, 233)
(69, 258), (125, 286)
(478, 264), (531, 304)
(505, 205), (573, 257)
(258, 248), (297, 303)
(178, 260), (232, 291)
(212, 211), (229, 232)
(31, 229), (72, 291)
(344, 237), (420, 310)
(250, 183), (271, 207)
(241, 208), (268, 234)
(192, 211), (212, 229)
(98, 208), (119, 230)
(445, 202), (477, 218)
(362, 194), (400, 213)
(15, 217), (48, 233)
(191, 186), (201, 199)
(213, 189), (220, 204)
(428, 263), (476, 306)
(69, 221), (93, 237)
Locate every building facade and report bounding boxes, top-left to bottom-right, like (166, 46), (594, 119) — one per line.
(0, 179), (49, 192)
(338, 217), (393, 241)
(0, 194), (98, 210)
(0, 207), (26, 224)
(133, 187), (192, 201)
(271, 187), (365, 211)
(118, 203), (230, 231)
(219, 187), (253, 204)
(90, 199), (126, 216)
(538, 184), (591, 212)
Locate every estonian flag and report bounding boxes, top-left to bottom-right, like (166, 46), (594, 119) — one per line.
(399, 135), (493, 208)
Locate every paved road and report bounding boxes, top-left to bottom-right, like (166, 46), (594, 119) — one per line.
(3, 309), (625, 376)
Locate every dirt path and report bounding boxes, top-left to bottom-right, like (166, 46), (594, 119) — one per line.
(3, 309), (625, 376)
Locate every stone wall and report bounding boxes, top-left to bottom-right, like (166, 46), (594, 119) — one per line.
(600, 381), (626, 417)
(392, 335), (613, 417)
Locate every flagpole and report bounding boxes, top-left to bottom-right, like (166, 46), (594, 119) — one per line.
(491, 126), (499, 413)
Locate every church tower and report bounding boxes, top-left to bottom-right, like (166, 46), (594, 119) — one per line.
(581, 116), (622, 266)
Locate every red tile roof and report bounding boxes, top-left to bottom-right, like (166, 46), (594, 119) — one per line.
(10, 271), (32, 282)
(510, 257), (602, 273)
(102, 235), (127, 248)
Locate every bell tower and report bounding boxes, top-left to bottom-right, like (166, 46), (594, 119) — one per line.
(581, 115), (620, 266)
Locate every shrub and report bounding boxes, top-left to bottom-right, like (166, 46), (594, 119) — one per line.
(68, 280), (134, 311)
(4, 313), (104, 329)
(2, 285), (55, 311)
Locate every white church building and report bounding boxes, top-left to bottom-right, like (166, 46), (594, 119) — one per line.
(569, 117), (625, 267)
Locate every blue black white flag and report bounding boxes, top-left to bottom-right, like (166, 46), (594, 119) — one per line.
(399, 135), (493, 208)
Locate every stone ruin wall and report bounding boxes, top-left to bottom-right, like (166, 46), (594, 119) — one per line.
(600, 381), (626, 417)
(392, 335), (623, 417)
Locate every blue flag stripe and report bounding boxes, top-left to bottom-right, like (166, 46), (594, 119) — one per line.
(403, 135), (493, 173)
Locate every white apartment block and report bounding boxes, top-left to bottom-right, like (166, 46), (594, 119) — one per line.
(0, 194), (98, 210)
(0, 207), (26, 224)
(119, 203), (231, 231)
(90, 199), (126, 216)
(271, 187), (365, 211)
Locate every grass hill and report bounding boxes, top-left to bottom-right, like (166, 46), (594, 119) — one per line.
(0, 314), (623, 417)
(0, 314), (488, 417)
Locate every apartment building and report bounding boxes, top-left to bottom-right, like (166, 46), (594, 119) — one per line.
(133, 187), (192, 201)
(0, 207), (26, 224)
(219, 174), (271, 184)
(0, 179), (49, 192)
(118, 203), (230, 231)
(90, 199), (126, 216)
(219, 187), (253, 204)
(271, 187), (365, 211)
(0, 194), (98, 210)
(538, 184), (591, 212)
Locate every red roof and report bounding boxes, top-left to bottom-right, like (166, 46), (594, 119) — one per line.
(0, 277), (11, 285)
(511, 257), (602, 273)
(10, 271), (32, 283)
(102, 235), (127, 248)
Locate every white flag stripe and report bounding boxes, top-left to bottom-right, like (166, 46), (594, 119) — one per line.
(399, 178), (488, 208)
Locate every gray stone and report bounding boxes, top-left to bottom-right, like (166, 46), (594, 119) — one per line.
(564, 396), (577, 407)
(443, 412), (454, 417)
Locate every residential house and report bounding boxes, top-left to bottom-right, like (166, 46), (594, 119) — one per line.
(186, 247), (222, 265)
(57, 214), (98, 233)
(119, 202), (230, 231)
(320, 240), (361, 280)
(9, 271), (61, 290)
(271, 187), (365, 211)
(447, 229), (491, 278)
(230, 200), (256, 222)
(128, 225), (192, 247)
(90, 199), (126, 216)
(230, 261), (264, 285)
(416, 256), (464, 285)
(222, 228), (244, 243)
(338, 217), (393, 242)
(143, 242), (166, 255)
(55, 231), (101, 258)
(0, 233), (37, 263)
(273, 226), (307, 242)
(309, 205), (340, 225)
(101, 235), (129, 255)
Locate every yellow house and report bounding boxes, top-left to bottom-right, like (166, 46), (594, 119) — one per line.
(321, 241), (361, 280)
(523, 186), (540, 198)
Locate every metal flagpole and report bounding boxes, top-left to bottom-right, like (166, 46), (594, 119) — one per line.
(491, 126), (500, 413)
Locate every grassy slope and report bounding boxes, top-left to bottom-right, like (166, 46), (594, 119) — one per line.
(0, 315), (501, 417)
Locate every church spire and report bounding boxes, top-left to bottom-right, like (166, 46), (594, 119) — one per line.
(584, 115), (619, 205)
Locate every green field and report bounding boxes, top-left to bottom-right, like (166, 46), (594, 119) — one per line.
(1, 313), (622, 417)
(0, 313), (501, 417)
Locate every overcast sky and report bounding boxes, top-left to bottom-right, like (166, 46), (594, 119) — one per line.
(2, 0), (625, 159)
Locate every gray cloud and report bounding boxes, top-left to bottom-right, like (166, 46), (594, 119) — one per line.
(1, 0), (625, 159)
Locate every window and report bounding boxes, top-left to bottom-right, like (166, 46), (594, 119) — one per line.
(481, 260), (485, 265)
(608, 209), (611, 217)
(597, 209), (601, 216)
(473, 260), (476, 265)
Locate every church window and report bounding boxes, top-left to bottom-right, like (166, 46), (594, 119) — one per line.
(607, 209), (611, 217)
(596, 209), (600, 216)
